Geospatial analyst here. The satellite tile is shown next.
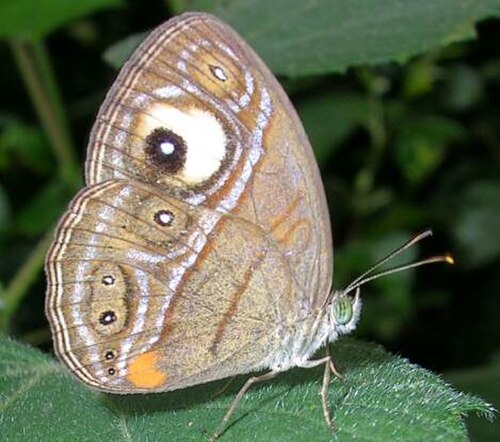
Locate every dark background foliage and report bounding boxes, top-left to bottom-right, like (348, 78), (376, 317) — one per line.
(0, 0), (499, 439)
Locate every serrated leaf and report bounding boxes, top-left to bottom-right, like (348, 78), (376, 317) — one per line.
(0, 337), (493, 441)
(104, 0), (500, 76)
(191, 0), (500, 76)
(0, 0), (123, 39)
(445, 353), (500, 441)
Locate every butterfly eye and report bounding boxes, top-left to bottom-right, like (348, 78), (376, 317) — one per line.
(332, 297), (353, 326)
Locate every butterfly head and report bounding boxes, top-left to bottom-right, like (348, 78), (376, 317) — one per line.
(328, 287), (362, 339)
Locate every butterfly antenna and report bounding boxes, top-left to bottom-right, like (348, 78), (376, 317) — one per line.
(342, 229), (454, 297)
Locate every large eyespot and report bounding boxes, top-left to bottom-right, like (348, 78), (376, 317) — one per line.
(138, 104), (227, 186)
(332, 297), (353, 326)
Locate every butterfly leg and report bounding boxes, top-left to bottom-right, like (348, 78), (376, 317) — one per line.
(329, 354), (343, 380)
(210, 370), (279, 441)
(299, 348), (344, 431)
(321, 356), (334, 429)
(212, 377), (236, 399)
(298, 355), (336, 429)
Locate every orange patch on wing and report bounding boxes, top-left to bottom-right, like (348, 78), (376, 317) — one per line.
(126, 350), (167, 389)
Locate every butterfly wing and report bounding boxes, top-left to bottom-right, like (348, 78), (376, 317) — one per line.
(46, 179), (295, 391)
(46, 13), (332, 392)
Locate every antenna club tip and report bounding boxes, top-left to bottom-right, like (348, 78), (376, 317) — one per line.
(445, 254), (455, 265)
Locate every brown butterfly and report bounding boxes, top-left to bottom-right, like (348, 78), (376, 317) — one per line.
(45, 12), (452, 439)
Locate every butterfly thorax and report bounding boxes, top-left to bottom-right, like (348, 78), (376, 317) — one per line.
(264, 306), (330, 372)
(265, 289), (362, 372)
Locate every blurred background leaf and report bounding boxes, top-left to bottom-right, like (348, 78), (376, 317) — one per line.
(394, 114), (466, 185)
(0, 0), (123, 39)
(298, 92), (370, 165)
(0, 118), (54, 174)
(453, 180), (500, 267)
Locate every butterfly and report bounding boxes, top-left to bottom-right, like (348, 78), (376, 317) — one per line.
(45, 12), (452, 439)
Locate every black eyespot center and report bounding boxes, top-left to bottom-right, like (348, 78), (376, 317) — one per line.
(145, 127), (186, 174)
(108, 367), (116, 376)
(154, 209), (175, 226)
(105, 350), (115, 361)
(99, 310), (117, 326)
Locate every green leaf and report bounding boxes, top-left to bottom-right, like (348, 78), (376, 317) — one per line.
(402, 57), (441, 99)
(0, 337), (492, 441)
(394, 115), (465, 185)
(191, 0), (500, 76)
(298, 92), (370, 165)
(105, 0), (500, 76)
(0, 0), (123, 39)
(445, 353), (500, 441)
(453, 180), (500, 267)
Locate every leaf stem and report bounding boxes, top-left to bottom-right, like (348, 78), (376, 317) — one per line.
(10, 38), (81, 189)
(0, 233), (52, 332)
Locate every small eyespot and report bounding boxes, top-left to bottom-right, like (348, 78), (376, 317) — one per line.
(210, 65), (227, 82)
(99, 310), (117, 326)
(105, 351), (115, 361)
(102, 275), (115, 286)
(108, 368), (116, 376)
(154, 210), (174, 226)
(145, 127), (186, 174)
